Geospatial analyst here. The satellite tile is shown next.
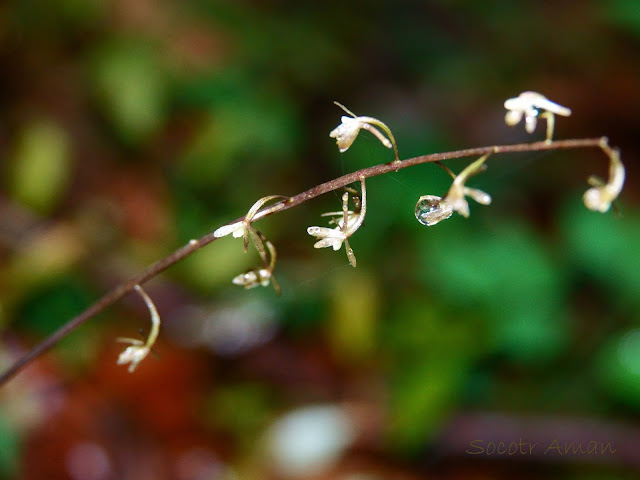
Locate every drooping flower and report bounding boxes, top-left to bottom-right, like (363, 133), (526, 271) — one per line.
(504, 91), (571, 141)
(117, 285), (160, 373)
(329, 103), (398, 160)
(231, 236), (281, 295)
(583, 144), (625, 213)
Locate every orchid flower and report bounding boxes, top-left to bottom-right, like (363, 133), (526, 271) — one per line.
(504, 91), (571, 142)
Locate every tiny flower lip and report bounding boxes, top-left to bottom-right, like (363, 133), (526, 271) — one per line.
(117, 343), (150, 373)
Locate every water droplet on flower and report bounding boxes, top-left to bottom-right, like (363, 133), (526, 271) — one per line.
(415, 195), (453, 226)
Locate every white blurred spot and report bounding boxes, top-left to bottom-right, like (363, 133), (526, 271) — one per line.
(167, 299), (277, 357)
(265, 404), (355, 478)
(618, 328), (640, 375)
(65, 442), (112, 480)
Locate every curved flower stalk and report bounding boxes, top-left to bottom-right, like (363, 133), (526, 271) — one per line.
(117, 285), (160, 373)
(307, 177), (366, 267)
(415, 154), (492, 226)
(583, 139), (625, 213)
(504, 91), (571, 142)
(1, 96), (630, 387)
(330, 102), (399, 161)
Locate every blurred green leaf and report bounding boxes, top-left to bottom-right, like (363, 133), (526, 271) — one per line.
(16, 276), (95, 336)
(602, 0), (640, 37)
(90, 40), (168, 144)
(388, 357), (470, 453)
(11, 0), (105, 33)
(9, 120), (72, 213)
(594, 328), (640, 408)
(179, 89), (300, 187)
(0, 414), (20, 479)
(327, 268), (378, 363)
(385, 302), (479, 452)
(417, 220), (568, 363)
(175, 235), (253, 292)
(562, 200), (640, 305)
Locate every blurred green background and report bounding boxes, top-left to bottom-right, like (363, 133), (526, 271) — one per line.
(0, 1), (639, 479)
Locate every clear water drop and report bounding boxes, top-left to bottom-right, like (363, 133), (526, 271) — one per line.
(415, 195), (453, 226)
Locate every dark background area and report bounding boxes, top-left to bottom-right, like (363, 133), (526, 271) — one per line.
(0, 1), (639, 479)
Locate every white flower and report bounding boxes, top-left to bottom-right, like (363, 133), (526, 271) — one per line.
(117, 341), (150, 373)
(231, 238), (281, 295)
(116, 285), (160, 373)
(232, 268), (272, 288)
(583, 145), (625, 213)
(214, 195), (288, 239)
(329, 103), (396, 157)
(504, 91), (571, 141)
(213, 195), (287, 252)
(307, 178), (366, 267)
(307, 225), (348, 251)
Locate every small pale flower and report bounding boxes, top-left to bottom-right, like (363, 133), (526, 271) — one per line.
(213, 195), (287, 252)
(329, 103), (397, 159)
(232, 268), (272, 288)
(504, 91), (571, 141)
(307, 226), (348, 251)
(330, 116), (365, 153)
(231, 237), (281, 294)
(443, 154), (492, 218)
(117, 341), (150, 373)
(307, 178), (366, 267)
(583, 145), (625, 213)
(116, 285), (160, 373)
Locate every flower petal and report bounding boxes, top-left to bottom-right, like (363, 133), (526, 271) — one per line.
(505, 109), (523, 126)
(214, 221), (245, 238)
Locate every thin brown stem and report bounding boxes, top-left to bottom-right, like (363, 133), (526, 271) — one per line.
(0, 137), (606, 386)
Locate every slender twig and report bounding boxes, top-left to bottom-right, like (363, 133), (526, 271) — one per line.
(0, 137), (606, 386)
